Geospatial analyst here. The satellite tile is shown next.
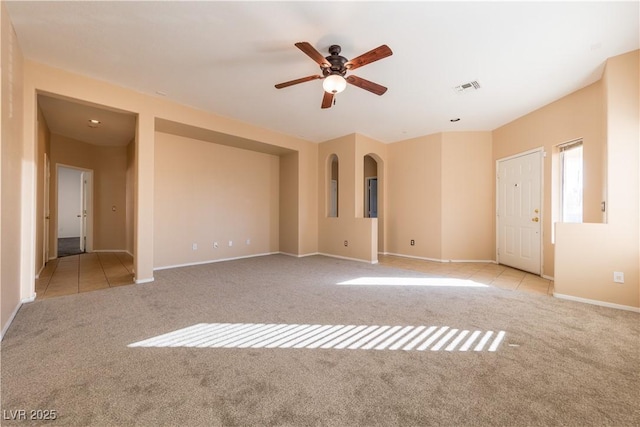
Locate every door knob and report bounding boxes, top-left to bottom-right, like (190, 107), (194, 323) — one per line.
(532, 217), (539, 222)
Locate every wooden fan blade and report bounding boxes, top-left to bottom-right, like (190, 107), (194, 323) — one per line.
(275, 75), (322, 89)
(346, 75), (388, 96)
(295, 42), (331, 68)
(346, 44), (393, 70)
(321, 91), (334, 109)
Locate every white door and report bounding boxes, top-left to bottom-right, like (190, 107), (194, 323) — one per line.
(80, 172), (87, 252)
(497, 150), (542, 275)
(79, 170), (94, 252)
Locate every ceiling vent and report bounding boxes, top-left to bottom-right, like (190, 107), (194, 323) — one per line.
(454, 80), (481, 93)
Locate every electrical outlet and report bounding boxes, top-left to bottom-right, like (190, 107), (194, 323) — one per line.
(228, 240), (233, 247)
(192, 243), (198, 251)
(213, 242), (218, 249)
(344, 240), (348, 247)
(613, 272), (624, 283)
(246, 239), (251, 245)
(410, 239), (415, 246)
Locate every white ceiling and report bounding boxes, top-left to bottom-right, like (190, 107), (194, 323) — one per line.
(7, 1), (639, 144)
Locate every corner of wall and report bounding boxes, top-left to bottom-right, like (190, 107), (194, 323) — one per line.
(1, 1), (27, 337)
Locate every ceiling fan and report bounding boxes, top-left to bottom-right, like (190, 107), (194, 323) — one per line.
(275, 42), (393, 109)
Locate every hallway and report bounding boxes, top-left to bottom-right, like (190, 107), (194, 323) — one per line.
(36, 252), (135, 299)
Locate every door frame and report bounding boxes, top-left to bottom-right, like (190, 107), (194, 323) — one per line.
(43, 153), (51, 263)
(55, 164), (94, 257)
(495, 147), (544, 275)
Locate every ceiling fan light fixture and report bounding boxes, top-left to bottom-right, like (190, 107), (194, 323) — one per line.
(323, 74), (347, 94)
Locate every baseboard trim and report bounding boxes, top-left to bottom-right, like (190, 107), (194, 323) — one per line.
(93, 249), (129, 253)
(22, 294), (36, 304)
(154, 252), (280, 271)
(382, 252), (496, 264)
(542, 274), (555, 281)
(36, 263), (45, 279)
(317, 253), (378, 264)
(553, 293), (640, 313)
(279, 252), (378, 264)
(135, 277), (155, 285)
(1, 302), (22, 341)
(278, 252), (320, 258)
(382, 252), (442, 263)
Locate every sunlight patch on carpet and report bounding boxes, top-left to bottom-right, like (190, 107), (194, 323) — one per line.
(336, 277), (489, 287)
(129, 323), (505, 352)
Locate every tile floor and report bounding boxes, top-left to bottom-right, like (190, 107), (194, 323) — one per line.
(378, 255), (554, 296)
(36, 252), (135, 299)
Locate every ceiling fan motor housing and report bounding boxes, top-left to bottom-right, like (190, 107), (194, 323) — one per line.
(323, 45), (348, 77)
(275, 41), (392, 108)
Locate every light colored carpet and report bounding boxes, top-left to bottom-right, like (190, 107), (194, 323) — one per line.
(1, 255), (639, 426)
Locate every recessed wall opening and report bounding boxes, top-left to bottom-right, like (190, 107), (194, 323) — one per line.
(364, 155), (378, 218)
(35, 92), (137, 297)
(328, 154), (339, 218)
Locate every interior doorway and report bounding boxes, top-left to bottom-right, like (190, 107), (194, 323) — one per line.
(496, 149), (542, 275)
(56, 165), (93, 257)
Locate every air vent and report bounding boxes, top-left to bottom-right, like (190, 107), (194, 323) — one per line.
(454, 80), (481, 93)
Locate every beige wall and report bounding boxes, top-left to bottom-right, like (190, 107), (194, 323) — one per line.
(355, 134), (387, 253)
(49, 134), (128, 252)
(387, 133), (443, 259)
(296, 142), (318, 256)
(364, 155), (377, 179)
(20, 60), (318, 287)
(279, 152), (299, 255)
(555, 50), (639, 309)
(317, 134), (385, 262)
(319, 217), (378, 262)
(154, 132), (280, 268)
(441, 132), (494, 261)
(319, 134), (357, 219)
(493, 82), (604, 277)
(1, 2), (25, 335)
(387, 132), (493, 262)
(317, 134), (358, 259)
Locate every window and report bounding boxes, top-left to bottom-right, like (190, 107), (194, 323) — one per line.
(559, 141), (583, 223)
